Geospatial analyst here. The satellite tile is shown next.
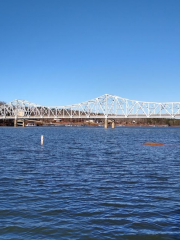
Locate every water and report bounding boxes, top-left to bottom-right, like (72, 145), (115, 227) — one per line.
(0, 126), (180, 240)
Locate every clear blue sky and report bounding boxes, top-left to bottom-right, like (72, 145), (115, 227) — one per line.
(0, 0), (180, 106)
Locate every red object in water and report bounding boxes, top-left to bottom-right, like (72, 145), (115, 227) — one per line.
(143, 142), (164, 146)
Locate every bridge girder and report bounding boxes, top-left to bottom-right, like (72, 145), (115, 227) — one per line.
(1, 94), (180, 119)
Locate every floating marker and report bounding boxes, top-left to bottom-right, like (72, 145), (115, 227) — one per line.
(41, 135), (44, 145)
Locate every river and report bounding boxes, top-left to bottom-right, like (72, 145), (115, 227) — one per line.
(0, 126), (180, 240)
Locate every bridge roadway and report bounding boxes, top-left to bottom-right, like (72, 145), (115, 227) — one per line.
(0, 94), (180, 128)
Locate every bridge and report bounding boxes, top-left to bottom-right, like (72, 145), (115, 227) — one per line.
(0, 94), (180, 128)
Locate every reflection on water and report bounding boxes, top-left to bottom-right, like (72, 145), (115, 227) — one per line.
(0, 127), (180, 240)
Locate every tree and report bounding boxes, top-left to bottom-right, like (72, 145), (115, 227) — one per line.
(0, 101), (6, 106)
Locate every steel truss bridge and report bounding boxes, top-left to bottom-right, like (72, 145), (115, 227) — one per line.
(0, 94), (180, 120)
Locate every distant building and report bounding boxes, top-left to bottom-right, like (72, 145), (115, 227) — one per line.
(86, 120), (95, 123)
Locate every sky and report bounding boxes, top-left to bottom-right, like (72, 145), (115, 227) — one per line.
(0, 0), (180, 106)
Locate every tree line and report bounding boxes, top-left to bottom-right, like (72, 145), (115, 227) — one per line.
(0, 101), (5, 106)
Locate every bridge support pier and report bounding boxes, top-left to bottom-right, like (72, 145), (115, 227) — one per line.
(104, 119), (115, 128)
(14, 119), (17, 127)
(112, 121), (115, 129)
(104, 119), (108, 129)
(14, 119), (25, 127)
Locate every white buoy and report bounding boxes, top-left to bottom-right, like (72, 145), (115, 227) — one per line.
(41, 135), (44, 145)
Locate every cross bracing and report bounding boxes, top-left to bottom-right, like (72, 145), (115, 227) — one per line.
(1, 94), (180, 119)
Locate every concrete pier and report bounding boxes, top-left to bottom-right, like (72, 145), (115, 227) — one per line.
(14, 119), (25, 127)
(104, 118), (108, 128)
(14, 119), (17, 127)
(104, 119), (115, 129)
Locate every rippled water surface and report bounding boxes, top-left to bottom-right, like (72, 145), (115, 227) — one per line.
(0, 126), (180, 240)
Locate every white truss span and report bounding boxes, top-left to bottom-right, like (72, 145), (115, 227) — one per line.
(0, 94), (180, 119)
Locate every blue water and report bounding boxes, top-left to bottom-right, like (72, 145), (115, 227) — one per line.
(0, 127), (180, 240)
